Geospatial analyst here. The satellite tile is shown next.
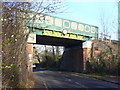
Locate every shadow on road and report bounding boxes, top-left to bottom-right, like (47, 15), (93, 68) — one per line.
(33, 68), (62, 72)
(33, 69), (46, 72)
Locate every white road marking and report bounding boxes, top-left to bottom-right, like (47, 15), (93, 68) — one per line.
(65, 79), (72, 81)
(75, 82), (88, 88)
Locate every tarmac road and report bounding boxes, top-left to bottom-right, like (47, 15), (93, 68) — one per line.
(33, 70), (120, 89)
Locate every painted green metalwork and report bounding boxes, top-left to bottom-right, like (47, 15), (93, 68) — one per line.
(27, 12), (98, 41)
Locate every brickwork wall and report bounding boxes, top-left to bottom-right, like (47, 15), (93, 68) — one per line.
(27, 44), (33, 73)
(83, 48), (91, 71)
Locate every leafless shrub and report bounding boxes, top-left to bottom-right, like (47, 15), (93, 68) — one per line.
(2, 0), (65, 88)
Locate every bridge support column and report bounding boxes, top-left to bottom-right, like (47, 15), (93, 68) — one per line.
(60, 43), (83, 72)
(27, 43), (33, 72)
(27, 44), (33, 59)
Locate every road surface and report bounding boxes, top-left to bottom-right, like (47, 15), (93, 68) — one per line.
(33, 70), (120, 89)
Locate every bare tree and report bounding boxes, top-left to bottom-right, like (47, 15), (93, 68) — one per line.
(56, 46), (60, 55)
(33, 47), (41, 63)
(2, 0), (65, 88)
(99, 3), (118, 41)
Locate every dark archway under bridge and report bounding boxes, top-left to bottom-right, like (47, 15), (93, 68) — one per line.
(35, 34), (84, 72)
(36, 35), (83, 48)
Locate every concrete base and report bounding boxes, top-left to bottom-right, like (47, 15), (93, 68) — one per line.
(60, 43), (83, 72)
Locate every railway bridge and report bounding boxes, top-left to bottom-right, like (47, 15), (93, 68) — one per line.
(27, 12), (98, 72)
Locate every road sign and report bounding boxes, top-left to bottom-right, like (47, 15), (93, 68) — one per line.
(62, 29), (68, 35)
(27, 33), (36, 43)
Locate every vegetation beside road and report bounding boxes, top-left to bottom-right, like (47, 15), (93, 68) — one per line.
(2, 2), (33, 88)
(33, 48), (61, 69)
(2, 1), (63, 88)
(86, 48), (120, 76)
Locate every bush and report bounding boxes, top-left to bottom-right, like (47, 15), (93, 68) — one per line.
(88, 50), (120, 76)
(39, 51), (61, 68)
